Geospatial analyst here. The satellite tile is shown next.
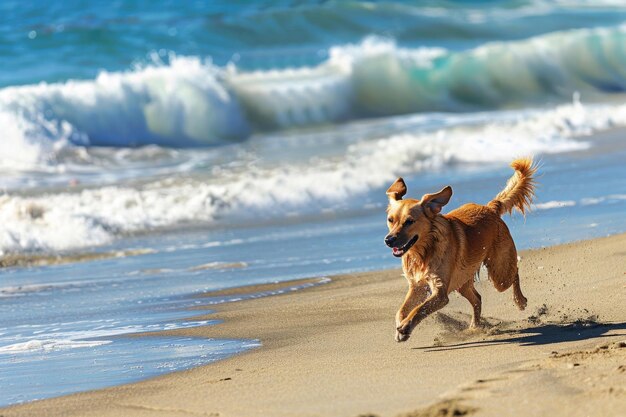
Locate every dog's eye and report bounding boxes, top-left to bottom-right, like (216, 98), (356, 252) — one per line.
(387, 217), (393, 223)
(404, 219), (414, 226)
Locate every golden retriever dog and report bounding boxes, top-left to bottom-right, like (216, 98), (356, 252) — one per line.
(384, 158), (536, 342)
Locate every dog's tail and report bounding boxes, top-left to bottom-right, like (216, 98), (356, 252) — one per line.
(488, 157), (537, 216)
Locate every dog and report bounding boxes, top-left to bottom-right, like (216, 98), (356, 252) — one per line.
(384, 158), (536, 342)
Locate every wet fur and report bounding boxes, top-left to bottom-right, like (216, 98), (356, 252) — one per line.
(385, 158), (537, 342)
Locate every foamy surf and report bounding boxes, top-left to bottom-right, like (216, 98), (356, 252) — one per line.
(0, 339), (112, 354)
(3, 98), (624, 253)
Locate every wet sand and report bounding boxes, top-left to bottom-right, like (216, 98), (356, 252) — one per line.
(3, 233), (625, 417)
(0, 248), (155, 269)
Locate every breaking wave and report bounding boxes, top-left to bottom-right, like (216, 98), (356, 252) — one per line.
(2, 26), (626, 170)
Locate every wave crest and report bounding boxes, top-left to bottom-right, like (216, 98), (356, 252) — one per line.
(2, 26), (626, 169)
(0, 57), (249, 153)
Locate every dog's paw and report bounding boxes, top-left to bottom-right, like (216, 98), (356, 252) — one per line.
(395, 330), (410, 342)
(468, 319), (482, 331)
(395, 320), (413, 342)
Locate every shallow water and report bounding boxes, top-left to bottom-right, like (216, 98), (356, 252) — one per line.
(0, 337), (257, 406)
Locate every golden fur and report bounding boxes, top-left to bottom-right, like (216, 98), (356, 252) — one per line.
(384, 158), (537, 342)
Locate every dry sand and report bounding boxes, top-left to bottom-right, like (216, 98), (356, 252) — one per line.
(3, 234), (625, 417)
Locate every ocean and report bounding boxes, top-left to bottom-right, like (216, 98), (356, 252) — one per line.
(1, 0), (626, 406)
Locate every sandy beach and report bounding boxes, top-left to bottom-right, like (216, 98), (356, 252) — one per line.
(3, 233), (624, 417)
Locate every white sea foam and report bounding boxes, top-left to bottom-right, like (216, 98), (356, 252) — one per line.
(0, 317), (214, 355)
(580, 194), (626, 205)
(0, 283), (67, 298)
(0, 339), (112, 354)
(532, 194), (626, 210)
(200, 277), (331, 305)
(3, 98), (626, 253)
(534, 200), (577, 210)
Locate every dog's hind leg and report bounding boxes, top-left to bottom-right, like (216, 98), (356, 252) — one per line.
(512, 272), (527, 311)
(484, 221), (528, 310)
(485, 251), (528, 311)
(458, 280), (482, 328)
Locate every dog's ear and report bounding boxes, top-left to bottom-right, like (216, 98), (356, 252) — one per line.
(386, 178), (407, 202)
(421, 186), (452, 215)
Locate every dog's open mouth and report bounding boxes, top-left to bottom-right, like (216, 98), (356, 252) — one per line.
(392, 235), (419, 257)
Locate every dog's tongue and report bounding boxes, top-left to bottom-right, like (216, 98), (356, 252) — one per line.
(392, 247), (402, 256)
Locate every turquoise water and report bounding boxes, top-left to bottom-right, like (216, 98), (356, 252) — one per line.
(1, 0), (626, 407)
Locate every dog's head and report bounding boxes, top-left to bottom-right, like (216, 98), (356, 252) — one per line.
(384, 178), (452, 257)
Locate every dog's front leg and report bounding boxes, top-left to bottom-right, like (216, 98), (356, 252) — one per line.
(395, 283), (429, 342)
(396, 288), (449, 342)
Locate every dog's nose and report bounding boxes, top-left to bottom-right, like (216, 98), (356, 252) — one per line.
(384, 235), (397, 247)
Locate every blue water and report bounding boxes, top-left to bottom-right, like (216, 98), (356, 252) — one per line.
(1, 0), (626, 408)
(5, 0), (626, 88)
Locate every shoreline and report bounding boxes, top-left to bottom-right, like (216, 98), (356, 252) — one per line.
(3, 233), (625, 416)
